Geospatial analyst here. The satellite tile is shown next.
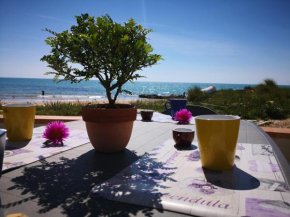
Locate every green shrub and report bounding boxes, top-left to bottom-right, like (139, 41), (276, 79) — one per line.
(187, 86), (204, 102)
(256, 78), (278, 93)
(264, 79), (278, 87)
(244, 86), (254, 91)
(265, 103), (286, 119)
(130, 100), (166, 112)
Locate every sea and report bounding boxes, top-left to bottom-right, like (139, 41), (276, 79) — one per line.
(1, 77), (289, 103)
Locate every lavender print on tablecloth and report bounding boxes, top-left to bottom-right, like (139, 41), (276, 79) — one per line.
(187, 151), (200, 161)
(249, 160), (280, 173)
(4, 149), (33, 158)
(178, 177), (234, 196)
(246, 198), (290, 217)
(149, 144), (167, 156)
(164, 151), (180, 165)
(195, 167), (204, 173)
(148, 152), (158, 157)
(151, 146), (162, 152)
(236, 145), (245, 150)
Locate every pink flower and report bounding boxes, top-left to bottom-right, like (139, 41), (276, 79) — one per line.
(174, 109), (192, 124)
(42, 121), (69, 145)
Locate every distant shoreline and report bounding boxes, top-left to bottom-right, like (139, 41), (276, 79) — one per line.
(0, 99), (144, 106)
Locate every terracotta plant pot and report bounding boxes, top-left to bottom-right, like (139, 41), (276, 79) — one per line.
(82, 105), (137, 153)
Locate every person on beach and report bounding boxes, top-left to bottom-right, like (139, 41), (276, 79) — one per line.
(182, 92), (186, 98)
(41, 90), (45, 96)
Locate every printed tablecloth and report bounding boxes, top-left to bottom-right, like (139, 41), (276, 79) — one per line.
(91, 139), (290, 217)
(3, 126), (90, 171)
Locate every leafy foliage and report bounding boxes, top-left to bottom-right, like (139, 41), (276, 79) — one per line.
(41, 14), (162, 107)
(187, 86), (204, 102)
(256, 78), (278, 93)
(265, 103), (286, 119)
(244, 85), (254, 91)
(188, 86), (290, 120)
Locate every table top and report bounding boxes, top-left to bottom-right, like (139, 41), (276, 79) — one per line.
(1, 117), (289, 217)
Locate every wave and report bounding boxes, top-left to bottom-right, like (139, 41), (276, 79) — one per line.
(88, 95), (103, 99)
(36, 95), (105, 99)
(1, 93), (139, 103)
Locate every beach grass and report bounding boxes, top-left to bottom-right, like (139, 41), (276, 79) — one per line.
(187, 81), (290, 120)
(130, 99), (167, 112)
(35, 101), (85, 116)
(33, 100), (168, 116)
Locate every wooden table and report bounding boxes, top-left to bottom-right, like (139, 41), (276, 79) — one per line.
(1, 116), (289, 217)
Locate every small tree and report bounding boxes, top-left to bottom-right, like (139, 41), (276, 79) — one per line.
(41, 14), (162, 107)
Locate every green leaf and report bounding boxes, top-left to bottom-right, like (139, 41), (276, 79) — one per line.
(121, 35), (129, 42)
(52, 75), (60, 83)
(121, 89), (132, 95)
(135, 40), (143, 49)
(144, 45), (153, 53)
(45, 39), (52, 45)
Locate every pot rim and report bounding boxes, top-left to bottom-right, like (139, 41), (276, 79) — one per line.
(83, 103), (135, 109)
(82, 105), (137, 123)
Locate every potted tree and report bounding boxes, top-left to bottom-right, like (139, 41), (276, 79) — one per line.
(41, 14), (162, 152)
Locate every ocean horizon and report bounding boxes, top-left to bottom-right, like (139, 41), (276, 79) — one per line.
(1, 77), (290, 103)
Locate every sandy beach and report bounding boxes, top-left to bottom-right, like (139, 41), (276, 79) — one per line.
(0, 99), (144, 106)
(0, 98), (158, 105)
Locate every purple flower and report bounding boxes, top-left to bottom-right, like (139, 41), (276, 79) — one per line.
(42, 121), (69, 145)
(174, 109), (192, 124)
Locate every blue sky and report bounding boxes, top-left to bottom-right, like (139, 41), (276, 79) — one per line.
(0, 0), (290, 85)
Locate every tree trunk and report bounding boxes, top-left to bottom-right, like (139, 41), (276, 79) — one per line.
(113, 85), (122, 105)
(105, 88), (115, 107)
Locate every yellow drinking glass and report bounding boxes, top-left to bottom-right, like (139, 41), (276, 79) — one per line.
(195, 115), (240, 171)
(3, 104), (36, 141)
